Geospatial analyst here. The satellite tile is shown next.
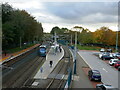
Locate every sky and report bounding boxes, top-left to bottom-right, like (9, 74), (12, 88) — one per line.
(1, 0), (120, 32)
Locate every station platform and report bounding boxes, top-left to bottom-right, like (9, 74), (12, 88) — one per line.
(34, 46), (64, 79)
(0, 44), (40, 64)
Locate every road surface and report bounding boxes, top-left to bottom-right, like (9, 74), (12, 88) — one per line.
(78, 50), (119, 89)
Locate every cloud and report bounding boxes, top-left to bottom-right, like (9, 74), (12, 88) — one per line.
(1, 1), (118, 32)
(42, 2), (118, 24)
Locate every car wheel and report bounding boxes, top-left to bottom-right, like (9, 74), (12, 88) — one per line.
(99, 79), (101, 82)
(103, 58), (106, 60)
(101, 57), (103, 60)
(118, 67), (120, 71)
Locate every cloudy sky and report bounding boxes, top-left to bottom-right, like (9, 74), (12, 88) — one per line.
(1, 0), (120, 32)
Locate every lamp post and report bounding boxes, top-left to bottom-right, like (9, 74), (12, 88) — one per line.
(71, 34), (72, 45)
(116, 29), (118, 52)
(74, 31), (77, 74)
(73, 27), (82, 74)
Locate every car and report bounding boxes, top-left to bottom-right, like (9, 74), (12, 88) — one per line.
(116, 53), (120, 59)
(107, 49), (112, 53)
(113, 53), (120, 59)
(96, 84), (115, 90)
(88, 70), (101, 81)
(100, 48), (105, 52)
(109, 59), (119, 66)
(118, 66), (120, 71)
(99, 52), (110, 59)
(101, 55), (114, 60)
(114, 61), (120, 68)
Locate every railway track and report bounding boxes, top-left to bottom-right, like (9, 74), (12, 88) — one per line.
(2, 50), (46, 88)
(45, 46), (73, 89)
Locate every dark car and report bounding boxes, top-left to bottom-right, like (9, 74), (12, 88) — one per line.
(88, 70), (101, 81)
(114, 61), (120, 68)
(101, 55), (114, 60)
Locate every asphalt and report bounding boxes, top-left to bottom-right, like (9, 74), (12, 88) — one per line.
(70, 49), (93, 88)
(78, 50), (119, 89)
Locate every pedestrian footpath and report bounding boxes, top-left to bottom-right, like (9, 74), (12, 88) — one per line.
(0, 44), (40, 64)
(69, 48), (93, 88)
(34, 46), (64, 79)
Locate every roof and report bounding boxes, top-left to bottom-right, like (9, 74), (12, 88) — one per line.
(40, 45), (46, 48)
(92, 70), (100, 73)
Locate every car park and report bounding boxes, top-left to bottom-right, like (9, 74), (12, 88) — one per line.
(109, 59), (119, 66)
(88, 70), (101, 81)
(96, 84), (115, 90)
(114, 61), (120, 68)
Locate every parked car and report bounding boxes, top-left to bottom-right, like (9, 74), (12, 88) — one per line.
(114, 61), (120, 68)
(109, 59), (119, 66)
(107, 49), (112, 53)
(100, 48), (105, 52)
(116, 53), (120, 59)
(96, 84), (115, 90)
(99, 52), (110, 59)
(88, 70), (101, 81)
(101, 55), (114, 60)
(113, 53), (120, 59)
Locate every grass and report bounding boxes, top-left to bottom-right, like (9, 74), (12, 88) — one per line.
(7, 43), (36, 53)
(77, 45), (101, 51)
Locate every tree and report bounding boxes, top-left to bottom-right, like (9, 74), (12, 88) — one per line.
(2, 3), (43, 50)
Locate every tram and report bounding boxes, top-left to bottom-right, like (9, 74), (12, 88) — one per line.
(39, 45), (47, 57)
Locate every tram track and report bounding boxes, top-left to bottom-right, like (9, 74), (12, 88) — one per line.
(46, 46), (73, 89)
(2, 50), (45, 88)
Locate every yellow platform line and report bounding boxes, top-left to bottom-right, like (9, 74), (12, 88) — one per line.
(0, 44), (40, 62)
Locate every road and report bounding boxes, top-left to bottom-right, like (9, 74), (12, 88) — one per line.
(78, 50), (119, 89)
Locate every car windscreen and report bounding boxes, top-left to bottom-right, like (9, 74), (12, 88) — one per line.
(40, 48), (46, 51)
(93, 73), (101, 76)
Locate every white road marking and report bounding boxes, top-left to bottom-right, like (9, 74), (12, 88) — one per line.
(102, 68), (108, 72)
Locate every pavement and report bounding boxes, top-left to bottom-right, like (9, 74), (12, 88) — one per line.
(78, 50), (119, 89)
(34, 46), (64, 79)
(69, 48), (93, 88)
(0, 44), (40, 64)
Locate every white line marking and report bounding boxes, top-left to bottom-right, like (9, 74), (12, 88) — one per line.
(102, 68), (108, 72)
(78, 52), (93, 69)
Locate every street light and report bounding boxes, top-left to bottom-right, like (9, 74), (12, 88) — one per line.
(72, 27), (83, 74)
(116, 25), (119, 52)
